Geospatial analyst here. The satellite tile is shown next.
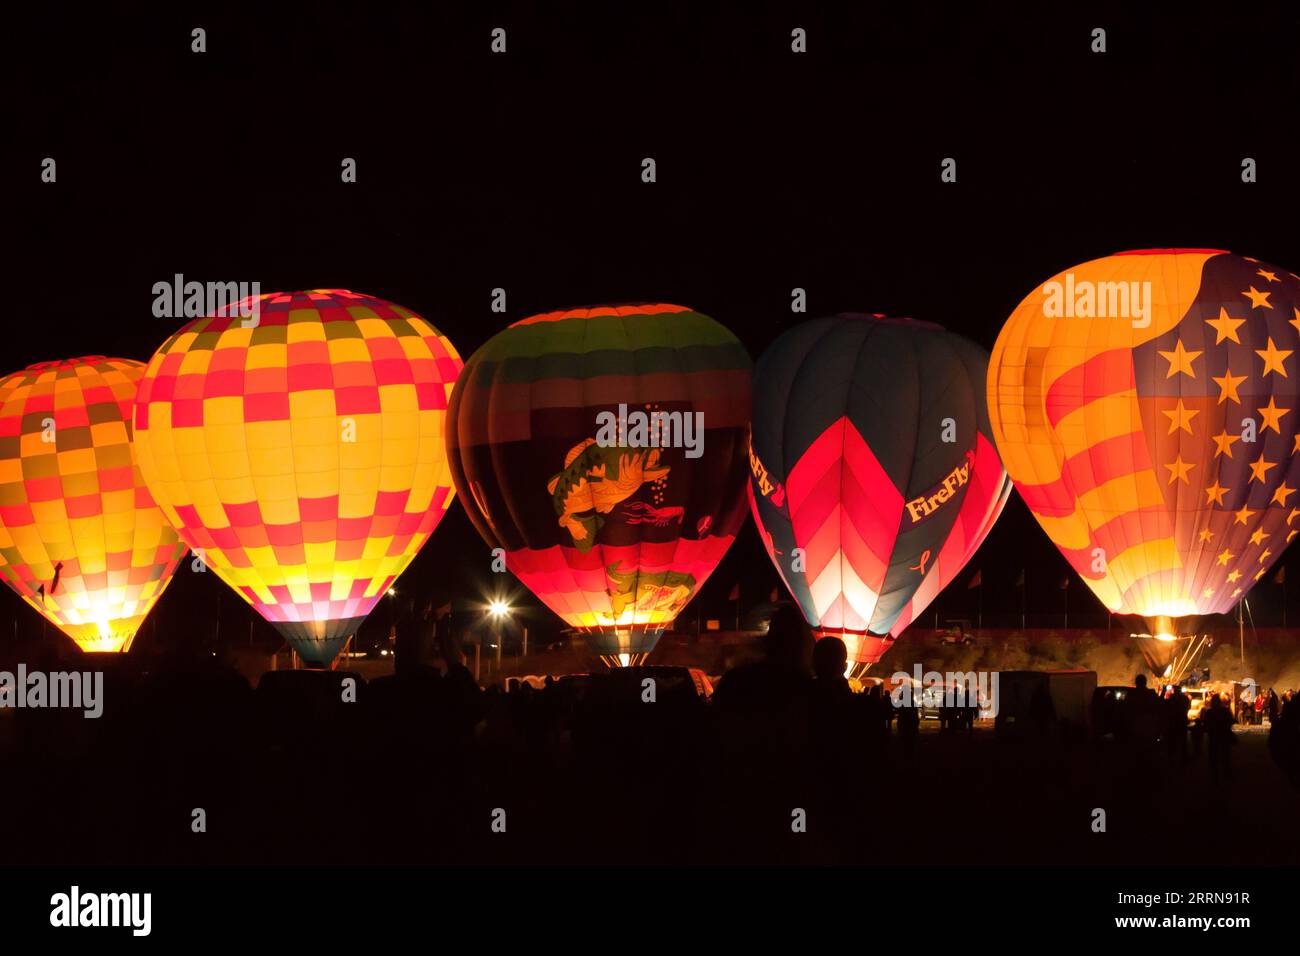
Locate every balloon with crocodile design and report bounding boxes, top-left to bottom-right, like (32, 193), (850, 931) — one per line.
(445, 303), (752, 666)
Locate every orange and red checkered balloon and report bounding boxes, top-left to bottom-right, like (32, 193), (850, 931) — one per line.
(133, 289), (463, 666)
(0, 357), (186, 652)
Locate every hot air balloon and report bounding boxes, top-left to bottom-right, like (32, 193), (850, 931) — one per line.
(988, 249), (1300, 676)
(445, 303), (751, 667)
(133, 289), (463, 666)
(0, 357), (187, 652)
(748, 314), (1011, 676)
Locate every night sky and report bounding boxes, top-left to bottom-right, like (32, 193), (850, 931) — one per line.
(10, 2), (1300, 653)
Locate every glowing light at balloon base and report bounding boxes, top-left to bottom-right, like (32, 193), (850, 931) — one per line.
(582, 624), (664, 666)
(846, 661), (876, 682)
(0, 356), (187, 656)
(1129, 615), (1204, 680)
(599, 652), (649, 669)
(62, 617), (147, 655)
(1131, 632), (1191, 679)
(818, 629), (893, 679)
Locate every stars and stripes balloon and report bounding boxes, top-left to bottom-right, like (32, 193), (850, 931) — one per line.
(445, 303), (752, 667)
(0, 357), (186, 652)
(133, 289), (463, 666)
(988, 249), (1300, 670)
(748, 314), (1011, 673)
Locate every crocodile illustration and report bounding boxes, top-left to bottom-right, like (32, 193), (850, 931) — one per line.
(604, 560), (697, 621)
(547, 438), (670, 551)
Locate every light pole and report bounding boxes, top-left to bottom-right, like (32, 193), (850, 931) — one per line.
(385, 587), (397, 661)
(488, 599), (511, 678)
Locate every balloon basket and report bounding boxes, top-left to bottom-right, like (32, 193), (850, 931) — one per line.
(1130, 631), (1209, 684)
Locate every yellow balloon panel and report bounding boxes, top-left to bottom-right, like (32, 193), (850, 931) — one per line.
(0, 357), (187, 652)
(133, 290), (463, 636)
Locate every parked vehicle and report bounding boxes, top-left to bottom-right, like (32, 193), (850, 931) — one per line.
(996, 669), (1097, 735)
(940, 620), (975, 646)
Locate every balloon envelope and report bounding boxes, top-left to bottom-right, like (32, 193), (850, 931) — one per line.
(988, 248), (1300, 624)
(0, 357), (186, 652)
(133, 289), (463, 665)
(445, 303), (752, 663)
(748, 314), (1010, 667)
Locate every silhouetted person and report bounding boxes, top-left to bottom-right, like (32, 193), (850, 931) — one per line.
(394, 596), (431, 677)
(869, 683), (893, 739)
(1204, 693), (1236, 782)
(811, 637), (851, 701)
(713, 605), (814, 716)
(963, 682), (976, 730)
(433, 615), (482, 740)
(1189, 704), (1204, 757)
(964, 686), (980, 731)
(809, 636), (862, 773)
(1166, 684), (1190, 764)
(1123, 673), (1161, 748)
(895, 687), (920, 757)
(1269, 689), (1300, 786)
(882, 684), (897, 733)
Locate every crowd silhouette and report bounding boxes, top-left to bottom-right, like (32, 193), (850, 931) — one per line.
(3, 603), (1300, 866)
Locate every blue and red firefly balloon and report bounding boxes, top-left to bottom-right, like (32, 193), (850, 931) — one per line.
(748, 314), (1010, 672)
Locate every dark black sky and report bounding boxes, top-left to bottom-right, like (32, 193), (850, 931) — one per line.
(9, 2), (1300, 649)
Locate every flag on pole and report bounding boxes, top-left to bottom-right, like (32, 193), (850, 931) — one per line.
(728, 582), (740, 601)
(967, 570), (982, 589)
(770, 587), (779, 602)
(1059, 575), (1070, 590)
(1275, 566), (1286, 585)
(1015, 569), (1025, 588)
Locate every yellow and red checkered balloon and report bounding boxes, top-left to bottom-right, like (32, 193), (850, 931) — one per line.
(133, 289), (463, 665)
(0, 357), (186, 652)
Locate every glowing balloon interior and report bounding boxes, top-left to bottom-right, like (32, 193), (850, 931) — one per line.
(445, 303), (752, 663)
(0, 357), (186, 652)
(988, 249), (1300, 627)
(133, 289), (463, 665)
(748, 314), (1010, 670)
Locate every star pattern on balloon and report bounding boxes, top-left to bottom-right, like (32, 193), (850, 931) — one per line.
(989, 249), (1300, 620)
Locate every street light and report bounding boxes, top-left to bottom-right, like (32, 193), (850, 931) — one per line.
(487, 599), (512, 675)
(385, 587), (398, 657)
